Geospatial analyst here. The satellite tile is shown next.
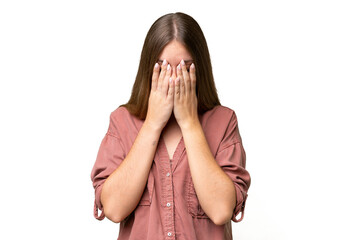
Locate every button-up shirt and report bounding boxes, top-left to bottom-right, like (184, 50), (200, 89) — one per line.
(91, 105), (251, 240)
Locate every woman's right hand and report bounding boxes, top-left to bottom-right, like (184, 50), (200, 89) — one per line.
(145, 59), (174, 131)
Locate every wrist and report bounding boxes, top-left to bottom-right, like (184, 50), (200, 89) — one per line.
(179, 118), (201, 132)
(143, 120), (164, 135)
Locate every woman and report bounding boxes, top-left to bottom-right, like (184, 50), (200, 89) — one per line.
(91, 12), (251, 240)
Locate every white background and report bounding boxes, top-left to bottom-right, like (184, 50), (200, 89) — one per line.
(1, 0), (359, 239)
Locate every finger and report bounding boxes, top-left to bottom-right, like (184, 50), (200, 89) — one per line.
(162, 63), (171, 95)
(151, 63), (160, 91)
(189, 63), (196, 94)
(157, 59), (167, 91)
(176, 63), (183, 80)
(176, 64), (183, 98)
(180, 72), (185, 100)
(181, 59), (191, 95)
(174, 76), (180, 100)
(167, 76), (174, 101)
(176, 63), (183, 85)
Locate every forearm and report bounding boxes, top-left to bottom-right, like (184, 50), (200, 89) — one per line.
(181, 121), (236, 225)
(101, 121), (162, 223)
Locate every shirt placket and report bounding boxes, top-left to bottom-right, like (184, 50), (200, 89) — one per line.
(157, 137), (176, 240)
(164, 159), (175, 240)
(157, 135), (186, 240)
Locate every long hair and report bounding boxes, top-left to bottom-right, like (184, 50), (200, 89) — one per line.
(120, 12), (221, 120)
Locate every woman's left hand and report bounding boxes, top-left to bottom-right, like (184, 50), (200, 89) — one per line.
(173, 60), (199, 129)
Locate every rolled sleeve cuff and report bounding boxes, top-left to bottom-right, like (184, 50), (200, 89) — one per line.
(93, 184), (105, 220)
(231, 184), (248, 223)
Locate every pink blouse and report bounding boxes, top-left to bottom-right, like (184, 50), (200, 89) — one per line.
(90, 105), (251, 240)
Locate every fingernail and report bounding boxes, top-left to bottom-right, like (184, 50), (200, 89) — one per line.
(162, 59), (167, 66)
(155, 63), (159, 69)
(181, 59), (185, 66)
(177, 64), (181, 71)
(169, 77), (172, 83)
(190, 63), (195, 69)
(167, 64), (171, 70)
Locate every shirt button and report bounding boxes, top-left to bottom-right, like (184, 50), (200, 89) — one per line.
(167, 232), (172, 236)
(166, 172), (170, 177)
(166, 202), (171, 207)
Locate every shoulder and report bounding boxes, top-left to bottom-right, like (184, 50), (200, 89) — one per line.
(107, 106), (137, 137)
(200, 105), (242, 153)
(201, 105), (239, 137)
(110, 106), (139, 123)
(202, 105), (238, 126)
(214, 105), (236, 116)
(111, 106), (130, 118)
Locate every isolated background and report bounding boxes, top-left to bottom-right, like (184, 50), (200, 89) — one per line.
(1, 0), (359, 239)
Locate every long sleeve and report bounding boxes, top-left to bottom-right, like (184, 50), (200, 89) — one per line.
(90, 111), (126, 220)
(215, 111), (251, 223)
